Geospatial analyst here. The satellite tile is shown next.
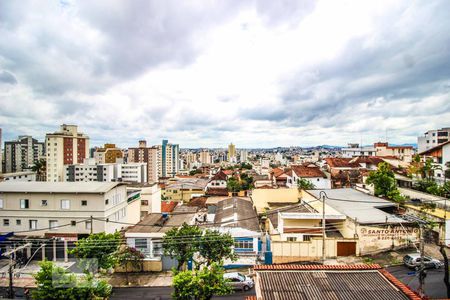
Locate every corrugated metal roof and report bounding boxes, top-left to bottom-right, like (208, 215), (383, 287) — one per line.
(257, 270), (410, 300)
(305, 189), (407, 224)
(214, 197), (260, 232)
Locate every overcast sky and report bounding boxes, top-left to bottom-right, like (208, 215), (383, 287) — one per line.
(0, 0), (449, 148)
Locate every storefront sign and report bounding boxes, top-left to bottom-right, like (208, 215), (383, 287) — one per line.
(360, 227), (418, 240)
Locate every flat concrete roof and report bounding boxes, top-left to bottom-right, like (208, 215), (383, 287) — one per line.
(0, 181), (123, 194)
(306, 188), (407, 224)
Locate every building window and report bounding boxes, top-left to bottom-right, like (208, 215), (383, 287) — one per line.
(85, 221), (92, 230)
(3, 219), (9, 226)
(105, 199), (109, 205)
(20, 199), (29, 209)
(135, 238), (149, 256)
(71, 221), (76, 226)
(81, 200), (88, 206)
(16, 219), (21, 226)
(29, 220), (38, 230)
(61, 199), (70, 210)
(0, 198), (3, 209)
(287, 237), (297, 242)
(303, 235), (311, 242)
(49, 220), (58, 230)
(41, 200), (48, 206)
(234, 239), (253, 250)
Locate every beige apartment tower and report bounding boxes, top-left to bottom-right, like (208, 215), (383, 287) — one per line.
(46, 125), (90, 182)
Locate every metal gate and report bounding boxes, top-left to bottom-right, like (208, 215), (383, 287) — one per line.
(162, 256), (178, 271)
(337, 242), (356, 256)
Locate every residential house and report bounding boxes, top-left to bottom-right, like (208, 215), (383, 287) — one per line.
(124, 205), (198, 271)
(162, 178), (209, 202)
(204, 197), (262, 267)
(285, 164), (331, 189)
(324, 158), (362, 188)
(0, 171), (37, 182)
(418, 140), (450, 184)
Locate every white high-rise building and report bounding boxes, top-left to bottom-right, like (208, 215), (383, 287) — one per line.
(240, 150), (248, 163)
(46, 125), (89, 182)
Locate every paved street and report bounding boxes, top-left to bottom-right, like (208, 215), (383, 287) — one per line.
(387, 265), (448, 299)
(110, 287), (255, 300)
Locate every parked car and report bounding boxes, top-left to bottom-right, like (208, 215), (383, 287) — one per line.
(403, 253), (443, 270)
(224, 272), (254, 291)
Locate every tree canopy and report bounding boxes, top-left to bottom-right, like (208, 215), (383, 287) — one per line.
(172, 263), (232, 300)
(70, 231), (121, 271)
(163, 223), (202, 270)
(297, 178), (315, 190)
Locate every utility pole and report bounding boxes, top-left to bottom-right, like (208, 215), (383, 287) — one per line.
(90, 215), (93, 235)
(320, 191), (327, 264)
(8, 263), (14, 299)
(418, 224), (426, 296)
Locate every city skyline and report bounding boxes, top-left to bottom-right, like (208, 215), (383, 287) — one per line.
(1, 1), (449, 147)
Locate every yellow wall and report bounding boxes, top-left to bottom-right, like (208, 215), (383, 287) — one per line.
(252, 188), (300, 213)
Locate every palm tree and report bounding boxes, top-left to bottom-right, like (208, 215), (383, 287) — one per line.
(31, 159), (46, 181)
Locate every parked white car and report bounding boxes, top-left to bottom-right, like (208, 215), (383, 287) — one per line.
(224, 272), (254, 291)
(403, 253), (443, 270)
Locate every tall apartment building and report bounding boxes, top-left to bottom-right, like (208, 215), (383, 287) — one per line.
(240, 150), (248, 163)
(228, 143), (236, 163)
(158, 139), (179, 178)
(128, 140), (159, 182)
(46, 124), (89, 182)
(94, 143), (123, 164)
(418, 127), (450, 153)
(200, 150), (212, 165)
(3, 135), (45, 173)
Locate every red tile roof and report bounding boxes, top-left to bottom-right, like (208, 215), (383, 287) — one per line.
(223, 170), (234, 175)
(291, 165), (326, 178)
(325, 158), (361, 168)
(161, 201), (177, 212)
(206, 187), (229, 196)
(211, 171), (227, 181)
(271, 167), (284, 178)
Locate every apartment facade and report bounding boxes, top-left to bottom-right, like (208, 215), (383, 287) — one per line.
(418, 127), (450, 153)
(65, 159), (147, 184)
(3, 135), (45, 173)
(158, 139), (179, 178)
(94, 143), (123, 164)
(0, 182), (140, 238)
(128, 140), (159, 182)
(199, 150), (212, 165)
(46, 124), (89, 182)
(342, 143), (376, 157)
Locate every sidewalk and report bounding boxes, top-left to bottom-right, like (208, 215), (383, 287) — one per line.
(107, 272), (173, 287)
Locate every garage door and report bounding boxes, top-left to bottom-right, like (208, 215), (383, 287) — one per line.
(337, 242), (356, 256)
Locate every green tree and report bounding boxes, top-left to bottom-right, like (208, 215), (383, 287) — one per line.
(366, 162), (398, 198)
(198, 230), (236, 266)
(226, 177), (241, 193)
(240, 173), (254, 190)
(31, 158), (47, 181)
(70, 232), (121, 271)
(163, 223), (202, 270)
(33, 261), (112, 300)
(33, 261), (78, 300)
(189, 168), (202, 176)
(239, 162), (252, 170)
(297, 178), (315, 190)
(172, 263), (232, 300)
